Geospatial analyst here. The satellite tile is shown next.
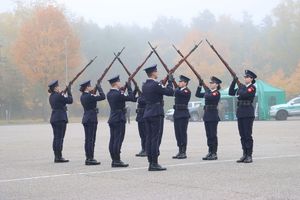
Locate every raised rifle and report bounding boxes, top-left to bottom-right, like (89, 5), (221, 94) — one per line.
(148, 41), (201, 86)
(172, 43), (208, 89)
(62, 56), (97, 94)
(119, 50), (156, 93)
(206, 39), (242, 87)
(114, 52), (142, 95)
(121, 49), (156, 93)
(91, 47), (125, 94)
(128, 50), (155, 83)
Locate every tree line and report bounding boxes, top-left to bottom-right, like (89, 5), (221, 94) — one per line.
(0, 0), (299, 121)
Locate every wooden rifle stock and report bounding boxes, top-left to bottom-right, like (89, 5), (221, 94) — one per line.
(91, 47), (125, 94)
(172, 44), (208, 89)
(62, 56), (97, 94)
(114, 52), (141, 95)
(205, 39), (242, 87)
(150, 41), (201, 86)
(122, 50), (155, 94)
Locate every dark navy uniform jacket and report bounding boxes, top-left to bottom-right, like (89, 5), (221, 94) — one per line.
(229, 80), (256, 118)
(173, 87), (191, 119)
(107, 87), (135, 124)
(142, 79), (174, 118)
(195, 86), (220, 122)
(135, 93), (146, 122)
(49, 92), (73, 123)
(80, 87), (106, 124)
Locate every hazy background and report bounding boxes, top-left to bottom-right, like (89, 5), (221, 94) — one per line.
(0, 0), (299, 122)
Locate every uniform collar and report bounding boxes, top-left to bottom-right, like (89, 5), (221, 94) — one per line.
(147, 78), (156, 81)
(180, 86), (187, 91)
(210, 89), (217, 92)
(110, 88), (119, 91)
(246, 83), (252, 87)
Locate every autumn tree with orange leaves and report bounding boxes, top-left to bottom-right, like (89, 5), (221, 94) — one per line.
(12, 5), (81, 120)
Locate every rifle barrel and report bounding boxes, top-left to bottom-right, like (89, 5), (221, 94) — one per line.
(128, 50), (155, 82)
(205, 39), (242, 86)
(148, 41), (171, 73)
(172, 44), (208, 88)
(97, 47), (125, 83)
(114, 52), (140, 92)
(62, 56), (97, 93)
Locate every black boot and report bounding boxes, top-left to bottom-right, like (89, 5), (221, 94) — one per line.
(177, 146), (187, 159)
(237, 149), (247, 163)
(172, 147), (181, 159)
(136, 149), (147, 157)
(147, 155), (152, 164)
(148, 157), (166, 171)
(85, 158), (101, 165)
(54, 151), (69, 163)
(244, 149), (253, 163)
(202, 152), (212, 160)
(206, 146), (218, 160)
(206, 153), (218, 160)
(111, 156), (129, 168)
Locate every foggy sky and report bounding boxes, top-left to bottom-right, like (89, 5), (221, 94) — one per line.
(1, 0), (283, 27)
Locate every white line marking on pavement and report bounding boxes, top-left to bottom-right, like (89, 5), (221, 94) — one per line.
(0, 154), (299, 184)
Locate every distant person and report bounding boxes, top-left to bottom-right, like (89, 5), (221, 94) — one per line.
(79, 80), (106, 166)
(196, 76), (222, 160)
(107, 76), (135, 168)
(172, 75), (191, 160)
(125, 105), (131, 124)
(229, 70), (257, 163)
(48, 80), (73, 163)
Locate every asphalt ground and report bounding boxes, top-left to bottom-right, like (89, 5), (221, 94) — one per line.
(0, 119), (300, 200)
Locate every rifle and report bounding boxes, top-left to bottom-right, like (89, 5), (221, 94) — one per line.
(172, 44), (208, 89)
(148, 41), (201, 86)
(128, 50), (155, 82)
(122, 49), (155, 93)
(62, 56), (97, 94)
(114, 52), (142, 94)
(205, 39), (242, 87)
(91, 47), (125, 94)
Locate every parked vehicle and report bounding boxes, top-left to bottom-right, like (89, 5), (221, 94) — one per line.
(269, 97), (300, 120)
(165, 101), (204, 122)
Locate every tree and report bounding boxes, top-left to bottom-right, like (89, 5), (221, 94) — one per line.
(176, 30), (227, 85)
(12, 5), (81, 120)
(288, 62), (300, 97)
(267, 69), (288, 91)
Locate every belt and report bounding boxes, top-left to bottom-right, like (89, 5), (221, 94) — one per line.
(237, 100), (252, 106)
(136, 108), (145, 113)
(147, 101), (164, 107)
(173, 104), (188, 110)
(204, 105), (218, 110)
(84, 108), (99, 113)
(112, 108), (127, 113)
(52, 107), (67, 112)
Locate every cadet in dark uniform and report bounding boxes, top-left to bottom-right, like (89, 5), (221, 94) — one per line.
(142, 64), (174, 171)
(196, 76), (222, 160)
(135, 90), (147, 157)
(48, 80), (73, 163)
(107, 76), (135, 167)
(229, 70), (257, 163)
(172, 75), (191, 159)
(79, 80), (106, 165)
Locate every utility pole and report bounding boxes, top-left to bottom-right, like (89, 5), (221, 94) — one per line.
(64, 38), (68, 84)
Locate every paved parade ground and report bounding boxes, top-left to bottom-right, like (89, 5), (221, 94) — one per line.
(0, 119), (300, 200)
